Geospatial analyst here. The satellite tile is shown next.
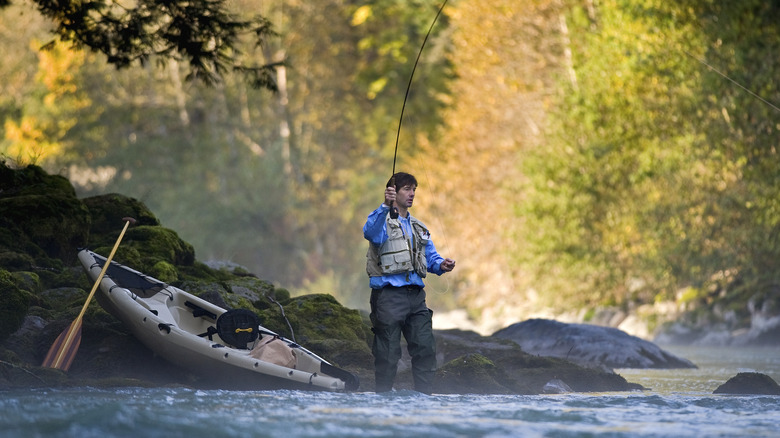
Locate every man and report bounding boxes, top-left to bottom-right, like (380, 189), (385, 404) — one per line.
(363, 172), (456, 394)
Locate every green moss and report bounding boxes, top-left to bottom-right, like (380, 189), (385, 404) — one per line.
(0, 251), (35, 270)
(124, 225), (195, 267)
(0, 164), (75, 198)
(436, 354), (510, 394)
(104, 247), (142, 271)
(82, 193), (159, 236)
(0, 270), (31, 342)
(177, 261), (230, 282)
(273, 288), (291, 302)
(93, 226), (195, 276)
(150, 261), (178, 284)
(257, 294), (370, 346)
(39, 287), (86, 311)
(10, 271), (41, 294)
(0, 195), (90, 264)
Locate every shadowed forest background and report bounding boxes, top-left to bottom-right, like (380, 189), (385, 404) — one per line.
(1, 0), (778, 335)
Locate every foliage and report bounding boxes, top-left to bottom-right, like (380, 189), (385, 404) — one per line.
(516, 0), (780, 314)
(27, 0), (279, 88)
(415, 0), (562, 317)
(1, 0), (778, 331)
(1, 0), (453, 310)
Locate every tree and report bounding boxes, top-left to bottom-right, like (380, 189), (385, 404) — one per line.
(5, 0), (279, 89)
(515, 0), (780, 325)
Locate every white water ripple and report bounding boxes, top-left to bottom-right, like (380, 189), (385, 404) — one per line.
(1, 347), (778, 437)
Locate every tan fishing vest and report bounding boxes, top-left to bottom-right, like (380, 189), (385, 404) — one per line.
(366, 213), (430, 278)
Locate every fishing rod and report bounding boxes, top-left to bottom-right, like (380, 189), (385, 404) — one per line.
(389, 0), (449, 219)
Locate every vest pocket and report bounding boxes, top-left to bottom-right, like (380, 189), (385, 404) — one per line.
(380, 250), (413, 273)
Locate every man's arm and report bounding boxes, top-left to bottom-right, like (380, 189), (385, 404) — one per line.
(363, 205), (390, 245)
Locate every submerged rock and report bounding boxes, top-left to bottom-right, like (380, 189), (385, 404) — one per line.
(713, 372), (780, 395)
(494, 318), (697, 371)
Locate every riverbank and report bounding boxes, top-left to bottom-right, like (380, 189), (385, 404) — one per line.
(0, 162), (648, 394)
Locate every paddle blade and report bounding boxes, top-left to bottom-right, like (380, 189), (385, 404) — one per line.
(41, 320), (82, 371)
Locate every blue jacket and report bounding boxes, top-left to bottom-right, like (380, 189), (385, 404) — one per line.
(363, 204), (446, 289)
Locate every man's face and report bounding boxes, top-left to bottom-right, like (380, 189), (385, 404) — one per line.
(397, 184), (416, 209)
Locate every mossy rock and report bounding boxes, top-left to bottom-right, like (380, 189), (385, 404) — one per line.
(0, 195), (90, 264)
(149, 261), (178, 284)
(0, 270), (32, 342)
(177, 261), (232, 282)
(101, 246), (143, 272)
(0, 163), (75, 198)
(224, 277), (277, 303)
(433, 329), (644, 394)
(124, 226), (195, 266)
(82, 193), (159, 236)
(0, 250), (36, 271)
(9, 271), (42, 294)
(436, 353), (512, 394)
(259, 294), (370, 346)
(39, 287), (87, 313)
(94, 226), (195, 274)
(0, 164), (89, 266)
(303, 338), (373, 370)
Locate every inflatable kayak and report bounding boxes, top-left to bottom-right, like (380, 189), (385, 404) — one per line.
(78, 249), (359, 391)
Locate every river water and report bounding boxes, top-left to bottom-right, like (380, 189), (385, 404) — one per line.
(1, 346), (778, 437)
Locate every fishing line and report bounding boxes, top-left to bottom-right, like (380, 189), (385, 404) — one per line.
(683, 49), (780, 114)
(391, 0), (452, 294)
(391, 0), (449, 176)
(417, 155), (452, 295)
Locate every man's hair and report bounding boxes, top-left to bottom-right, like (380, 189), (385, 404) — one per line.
(386, 172), (418, 190)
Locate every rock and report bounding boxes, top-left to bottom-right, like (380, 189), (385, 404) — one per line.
(493, 318), (697, 370)
(713, 372), (780, 395)
(0, 270), (31, 341)
(436, 353), (510, 394)
(426, 329), (645, 394)
(0, 195), (89, 265)
(82, 193), (159, 237)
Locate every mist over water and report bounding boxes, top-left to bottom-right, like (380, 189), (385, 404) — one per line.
(2, 347), (778, 437)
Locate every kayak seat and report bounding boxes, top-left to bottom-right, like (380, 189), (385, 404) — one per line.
(216, 309), (262, 349)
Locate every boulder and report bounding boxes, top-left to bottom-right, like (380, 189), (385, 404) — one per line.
(0, 164), (89, 267)
(713, 372), (780, 395)
(436, 353), (510, 394)
(0, 270), (31, 342)
(427, 329), (644, 394)
(493, 318), (696, 370)
(82, 193), (159, 236)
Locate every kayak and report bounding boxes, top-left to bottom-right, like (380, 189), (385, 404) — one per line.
(77, 249), (359, 391)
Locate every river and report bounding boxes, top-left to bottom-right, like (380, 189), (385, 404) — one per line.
(1, 346), (778, 437)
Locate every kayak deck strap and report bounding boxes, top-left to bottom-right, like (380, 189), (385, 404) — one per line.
(198, 326), (218, 340)
(185, 301), (218, 320)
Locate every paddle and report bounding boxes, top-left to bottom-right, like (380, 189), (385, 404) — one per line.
(42, 217), (137, 371)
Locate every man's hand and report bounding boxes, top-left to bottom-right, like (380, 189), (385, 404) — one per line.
(441, 258), (456, 272)
(384, 186), (396, 207)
